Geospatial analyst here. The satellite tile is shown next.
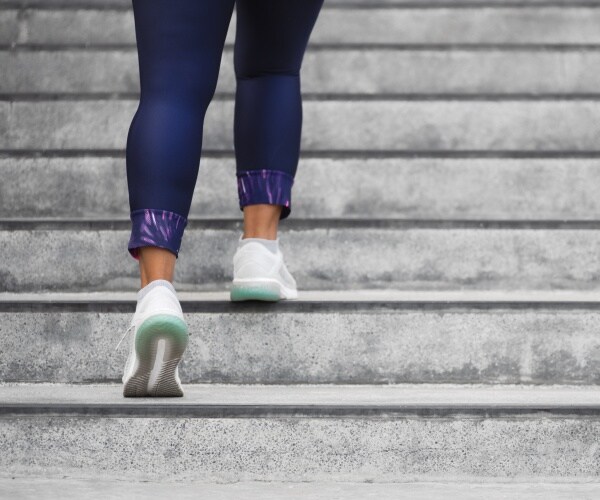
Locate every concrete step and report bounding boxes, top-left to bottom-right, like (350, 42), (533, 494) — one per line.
(2, 383), (600, 480)
(3, 290), (600, 384)
(4, 7), (600, 47)
(3, 0), (600, 6)
(6, 49), (600, 96)
(4, 99), (600, 151)
(4, 155), (600, 220)
(4, 479), (600, 500)
(3, 220), (600, 292)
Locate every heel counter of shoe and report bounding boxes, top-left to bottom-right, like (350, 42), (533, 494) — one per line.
(138, 286), (184, 320)
(234, 243), (281, 279)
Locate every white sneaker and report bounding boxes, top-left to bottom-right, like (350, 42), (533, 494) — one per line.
(120, 280), (188, 397)
(230, 234), (298, 301)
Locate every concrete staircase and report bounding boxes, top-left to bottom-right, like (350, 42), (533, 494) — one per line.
(2, 0), (600, 496)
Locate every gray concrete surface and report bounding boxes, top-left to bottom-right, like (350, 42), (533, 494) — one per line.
(2, 412), (600, 480)
(4, 289), (600, 302)
(3, 0), (600, 487)
(2, 293), (600, 384)
(0, 11), (16, 45)
(6, 8), (600, 46)
(4, 157), (600, 220)
(3, 0), (600, 5)
(4, 225), (600, 292)
(6, 50), (600, 95)
(5, 100), (600, 151)
(4, 479), (600, 500)
(3, 383), (600, 407)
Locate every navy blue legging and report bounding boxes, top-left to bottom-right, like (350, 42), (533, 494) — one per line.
(126, 0), (324, 258)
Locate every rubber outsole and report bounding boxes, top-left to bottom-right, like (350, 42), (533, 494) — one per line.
(122, 314), (188, 398)
(230, 280), (297, 302)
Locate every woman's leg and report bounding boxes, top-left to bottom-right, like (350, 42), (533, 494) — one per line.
(233, 0), (325, 238)
(126, 0), (236, 286)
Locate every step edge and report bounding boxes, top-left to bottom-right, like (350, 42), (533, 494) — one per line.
(3, 383), (600, 418)
(2, 290), (600, 309)
(3, 218), (600, 230)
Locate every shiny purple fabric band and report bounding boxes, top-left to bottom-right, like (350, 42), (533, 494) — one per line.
(236, 169), (294, 220)
(128, 208), (188, 260)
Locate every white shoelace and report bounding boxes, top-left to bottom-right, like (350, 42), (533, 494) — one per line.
(115, 322), (135, 351)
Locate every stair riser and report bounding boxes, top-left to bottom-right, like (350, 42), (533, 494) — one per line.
(3, 157), (600, 219)
(4, 227), (600, 292)
(3, 307), (600, 384)
(0, 11), (16, 44)
(4, 100), (600, 151)
(5, 8), (600, 46)
(2, 415), (599, 480)
(6, 50), (600, 95)
(2, 0), (599, 6)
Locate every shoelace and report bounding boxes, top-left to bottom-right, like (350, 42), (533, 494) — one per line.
(115, 322), (135, 351)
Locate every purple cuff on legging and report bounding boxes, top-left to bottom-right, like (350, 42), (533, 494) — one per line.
(128, 208), (187, 260)
(236, 169), (294, 220)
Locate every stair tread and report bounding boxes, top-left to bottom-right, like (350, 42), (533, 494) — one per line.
(1, 478), (600, 500)
(2, 289), (600, 304)
(3, 383), (600, 409)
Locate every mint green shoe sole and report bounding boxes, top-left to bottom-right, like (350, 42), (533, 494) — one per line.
(123, 314), (188, 398)
(230, 281), (281, 302)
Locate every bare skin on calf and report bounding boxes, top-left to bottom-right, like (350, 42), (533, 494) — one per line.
(138, 204), (283, 288)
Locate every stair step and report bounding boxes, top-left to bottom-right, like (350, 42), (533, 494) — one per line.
(4, 7), (600, 47)
(5, 0), (600, 490)
(4, 382), (600, 414)
(2, 383), (600, 480)
(3, 0), (600, 6)
(4, 99), (600, 151)
(5, 49), (600, 95)
(0, 11), (16, 44)
(3, 478), (600, 500)
(4, 220), (600, 292)
(3, 291), (600, 384)
(4, 156), (600, 220)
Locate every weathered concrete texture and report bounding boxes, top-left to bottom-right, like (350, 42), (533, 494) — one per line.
(5, 289), (600, 302)
(4, 226), (600, 292)
(3, 305), (600, 384)
(4, 157), (600, 220)
(3, 0), (600, 5)
(11, 9), (136, 46)
(2, 414), (600, 480)
(7, 8), (600, 46)
(5, 383), (600, 407)
(340, 0), (600, 3)
(7, 50), (600, 95)
(4, 479), (600, 500)
(0, 11), (17, 45)
(5, 100), (600, 151)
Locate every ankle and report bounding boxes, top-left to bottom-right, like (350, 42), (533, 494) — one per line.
(242, 227), (278, 239)
(138, 246), (176, 287)
(242, 204), (282, 239)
